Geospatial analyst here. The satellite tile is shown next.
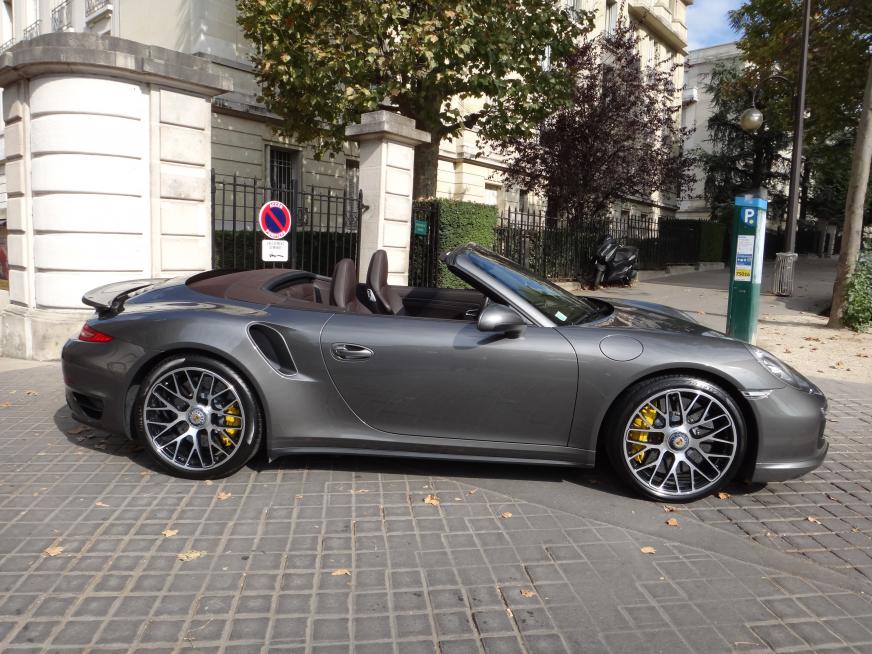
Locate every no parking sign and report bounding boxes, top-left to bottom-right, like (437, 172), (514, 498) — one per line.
(258, 201), (292, 240)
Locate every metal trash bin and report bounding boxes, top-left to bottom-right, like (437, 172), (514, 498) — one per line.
(773, 252), (798, 296)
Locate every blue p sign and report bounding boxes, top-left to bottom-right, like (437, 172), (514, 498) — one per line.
(741, 207), (756, 227)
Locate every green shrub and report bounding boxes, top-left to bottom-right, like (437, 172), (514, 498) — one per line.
(843, 254), (872, 332)
(434, 200), (499, 288)
(698, 221), (726, 262)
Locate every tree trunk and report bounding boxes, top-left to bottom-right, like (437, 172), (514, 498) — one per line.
(412, 135), (441, 200)
(828, 56), (872, 328)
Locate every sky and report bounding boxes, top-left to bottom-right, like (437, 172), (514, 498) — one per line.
(687, 0), (744, 51)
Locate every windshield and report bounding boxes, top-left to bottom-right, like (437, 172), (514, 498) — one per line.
(464, 248), (603, 325)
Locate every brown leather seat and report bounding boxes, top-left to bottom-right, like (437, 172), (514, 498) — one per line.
(366, 249), (404, 314)
(330, 258), (371, 314)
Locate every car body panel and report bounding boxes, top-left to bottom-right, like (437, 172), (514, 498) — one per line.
(320, 313), (578, 444)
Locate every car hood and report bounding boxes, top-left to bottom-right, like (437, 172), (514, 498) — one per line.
(594, 298), (722, 336)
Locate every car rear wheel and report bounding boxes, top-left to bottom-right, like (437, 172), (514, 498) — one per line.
(134, 354), (263, 480)
(606, 375), (746, 502)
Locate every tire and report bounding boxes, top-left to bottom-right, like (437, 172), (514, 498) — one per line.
(605, 375), (746, 502)
(133, 354), (263, 480)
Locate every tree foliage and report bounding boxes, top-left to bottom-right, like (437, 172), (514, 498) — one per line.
(237, 0), (588, 198)
(493, 18), (694, 221)
(730, 0), (872, 146)
(698, 63), (791, 223)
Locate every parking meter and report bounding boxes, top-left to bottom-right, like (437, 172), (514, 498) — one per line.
(726, 192), (767, 343)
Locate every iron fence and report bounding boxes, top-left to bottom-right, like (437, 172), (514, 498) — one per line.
(51, 0), (73, 31)
(408, 201), (441, 288)
(211, 173), (363, 277)
(494, 210), (707, 281)
(22, 20), (40, 40)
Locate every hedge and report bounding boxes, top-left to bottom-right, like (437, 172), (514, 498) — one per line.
(434, 199), (499, 288)
(844, 251), (872, 332)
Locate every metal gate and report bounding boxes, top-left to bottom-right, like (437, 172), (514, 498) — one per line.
(408, 200), (441, 287)
(211, 173), (363, 277)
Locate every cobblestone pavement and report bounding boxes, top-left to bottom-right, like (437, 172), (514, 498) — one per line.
(677, 377), (872, 584)
(2, 365), (872, 653)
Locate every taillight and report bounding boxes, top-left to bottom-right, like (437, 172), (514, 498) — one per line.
(78, 323), (113, 343)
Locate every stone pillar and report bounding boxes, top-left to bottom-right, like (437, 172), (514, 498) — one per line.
(0, 33), (231, 360)
(346, 111), (430, 285)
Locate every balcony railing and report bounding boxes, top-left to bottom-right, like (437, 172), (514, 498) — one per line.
(0, 37), (14, 54)
(22, 20), (40, 41)
(86, 0), (112, 15)
(52, 0), (74, 31)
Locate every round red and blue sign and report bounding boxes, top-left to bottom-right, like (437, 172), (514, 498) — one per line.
(258, 201), (292, 240)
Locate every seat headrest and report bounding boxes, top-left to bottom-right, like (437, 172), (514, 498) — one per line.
(367, 249), (389, 291)
(330, 258), (358, 310)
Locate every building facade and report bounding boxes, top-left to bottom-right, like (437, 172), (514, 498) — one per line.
(0, 0), (693, 221)
(678, 41), (742, 220)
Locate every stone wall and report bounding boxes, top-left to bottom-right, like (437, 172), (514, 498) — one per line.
(0, 33), (231, 359)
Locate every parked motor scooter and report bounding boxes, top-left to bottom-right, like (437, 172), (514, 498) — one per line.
(592, 235), (639, 289)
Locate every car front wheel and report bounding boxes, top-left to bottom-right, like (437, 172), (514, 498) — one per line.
(134, 354), (263, 480)
(606, 375), (747, 501)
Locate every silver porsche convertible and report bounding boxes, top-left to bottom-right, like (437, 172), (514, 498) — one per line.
(61, 244), (828, 501)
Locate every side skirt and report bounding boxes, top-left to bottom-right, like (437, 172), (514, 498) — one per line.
(267, 437), (595, 468)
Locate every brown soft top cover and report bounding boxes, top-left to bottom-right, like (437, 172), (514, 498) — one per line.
(187, 269), (331, 310)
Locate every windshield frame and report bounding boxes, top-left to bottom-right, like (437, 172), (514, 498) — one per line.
(446, 244), (606, 327)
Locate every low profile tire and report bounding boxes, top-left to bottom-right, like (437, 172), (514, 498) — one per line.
(605, 375), (747, 502)
(134, 354), (263, 480)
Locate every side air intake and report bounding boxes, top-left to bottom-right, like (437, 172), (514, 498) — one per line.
(248, 324), (297, 376)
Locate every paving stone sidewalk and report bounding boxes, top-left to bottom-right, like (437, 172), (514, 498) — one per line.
(678, 376), (872, 584)
(2, 364), (872, 653)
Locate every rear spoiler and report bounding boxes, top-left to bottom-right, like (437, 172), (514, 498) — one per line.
(82, 279), (163, 318)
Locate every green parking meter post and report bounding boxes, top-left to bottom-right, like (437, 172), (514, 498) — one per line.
(726, 191), (768, 343)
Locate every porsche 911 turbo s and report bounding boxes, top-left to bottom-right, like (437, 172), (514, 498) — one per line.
(61, 244), (828, 501)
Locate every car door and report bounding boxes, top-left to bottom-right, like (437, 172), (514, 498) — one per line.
(320, 313), (578, 445)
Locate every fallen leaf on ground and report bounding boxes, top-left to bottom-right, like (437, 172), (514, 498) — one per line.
(717, 491), (731, 500)
(423, 494), (440, 506)
(350, 489), (368, 494)
(807, 516), (821, 525)
(177, 550), (207, 562)
(161, 528), (178, 538)
(520, 589), (537, 598)
(665, 518), (679, 527)
(216, 491), (232, 501)
(331, 568), (351, 576)
(640, 546), (657, 555)
(25, 390), (39, 396)
(467, 489), (478, 495)
(95, 501), (110, 508)
(0, 402), (11, 408)
(66, 425), (92, 435)
(204, 479), (214, 486)
(294, 495), (304, 500)
(500, 512), (513, 519)
(662, 505), (676, 513)
(43, 545), (64, 557)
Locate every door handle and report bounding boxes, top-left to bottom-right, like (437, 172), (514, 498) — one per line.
(331, 343), (373, 361)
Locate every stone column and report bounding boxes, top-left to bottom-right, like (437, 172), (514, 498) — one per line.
(0, 33), (231, 360)
(346, 111), (430, 285)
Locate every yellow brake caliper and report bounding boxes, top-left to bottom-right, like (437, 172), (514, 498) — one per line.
(221, 404), (240, 447)
(628, 404), (657, 464)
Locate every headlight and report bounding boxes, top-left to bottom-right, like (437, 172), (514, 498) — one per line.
(746, 345), (820, 394)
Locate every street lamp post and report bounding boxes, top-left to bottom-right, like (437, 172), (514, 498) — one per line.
(739, 0), (812, 296)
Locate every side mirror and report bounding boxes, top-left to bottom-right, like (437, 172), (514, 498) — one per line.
(477, 303), (526, 338)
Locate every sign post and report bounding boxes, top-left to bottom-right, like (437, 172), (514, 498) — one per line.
(726, 191), (768, 343)
(258, 201), (292, 264)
